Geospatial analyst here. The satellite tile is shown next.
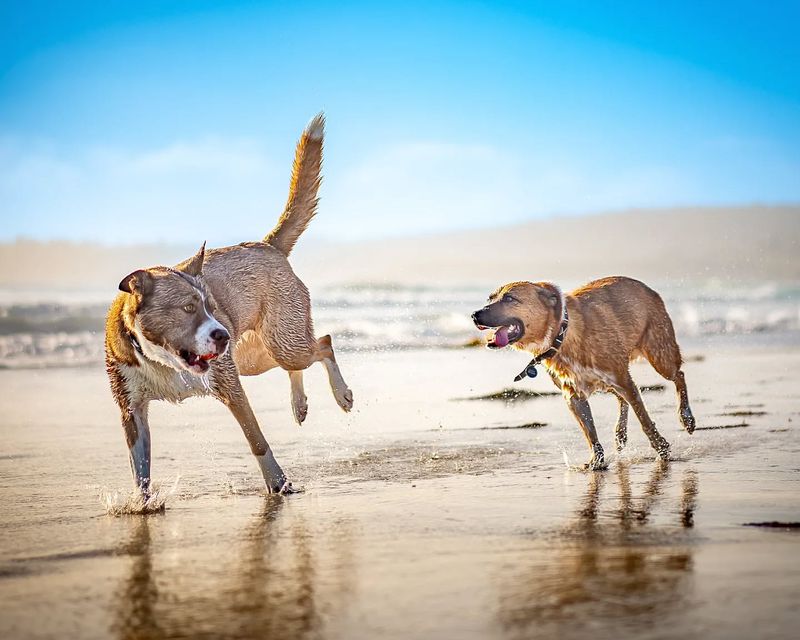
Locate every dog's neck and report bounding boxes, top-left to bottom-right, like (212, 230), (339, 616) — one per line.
(513, 289), (569, 382)
(541, 285), (567, 352)
(517, 284), (567, 355)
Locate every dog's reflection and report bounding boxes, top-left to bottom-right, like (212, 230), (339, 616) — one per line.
(112, 498), (355, 640)
(114, 511), (163, 640)
(497, 462), (699, 636)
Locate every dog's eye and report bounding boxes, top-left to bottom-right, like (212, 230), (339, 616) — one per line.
(183, 303), (196, 313)
(503, 294), (516, 303)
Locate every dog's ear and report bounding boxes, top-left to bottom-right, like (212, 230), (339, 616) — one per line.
(180, 242), (206, 277)
(537, 285), (559, 308)
(119, 270), (152, 296)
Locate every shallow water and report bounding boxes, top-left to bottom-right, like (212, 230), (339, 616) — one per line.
(1, 345), (799, 638)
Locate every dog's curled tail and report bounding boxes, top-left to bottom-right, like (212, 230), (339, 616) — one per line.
(265, 113), (325, 256)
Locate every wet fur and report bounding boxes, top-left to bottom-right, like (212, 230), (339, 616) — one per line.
(474, 277), (695, 468)
(105, 113), (353, 496)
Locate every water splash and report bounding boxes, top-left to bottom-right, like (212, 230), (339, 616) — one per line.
(99, 476), (180, 515)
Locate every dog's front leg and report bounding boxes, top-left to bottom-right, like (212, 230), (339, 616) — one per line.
(228, 395), (296, 493)
(566, 394), (607, 470)
(122, 403), (152, 496)
(213, 366), (297, 494)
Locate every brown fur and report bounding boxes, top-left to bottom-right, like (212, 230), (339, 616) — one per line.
(474, 276), (695, 468)
(264, 113), (324, 256)
(105, 113), (352, 496)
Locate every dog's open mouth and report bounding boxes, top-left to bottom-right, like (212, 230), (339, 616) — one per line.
(477, 322), (523, 349)
(179, 349), (218, 373)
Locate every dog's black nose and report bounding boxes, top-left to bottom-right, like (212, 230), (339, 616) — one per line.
(211, 328), (230, 348)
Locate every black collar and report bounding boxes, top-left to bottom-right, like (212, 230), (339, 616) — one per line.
(514, 306), (569, 382)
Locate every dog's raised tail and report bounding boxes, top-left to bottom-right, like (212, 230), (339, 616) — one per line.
(264, 112), (325, 256)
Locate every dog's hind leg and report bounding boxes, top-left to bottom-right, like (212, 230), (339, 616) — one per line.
(672, 370), (696, 433)
(613, 391), (629, 452)
(614, 374), (671, 460)
(640, 314), (696, 434)
(566, 393), (606, 470)
(288, 370), (308, 425)
(314, 335), (353, 412)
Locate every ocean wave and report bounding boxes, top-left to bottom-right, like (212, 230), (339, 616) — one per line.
(0, 283), (798, 369)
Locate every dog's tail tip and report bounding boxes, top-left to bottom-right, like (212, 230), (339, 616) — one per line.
(305, 112), (325, 141)
(264, 113), (325, 256)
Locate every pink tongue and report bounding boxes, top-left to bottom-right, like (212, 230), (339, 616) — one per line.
(492, 326), (510, 347)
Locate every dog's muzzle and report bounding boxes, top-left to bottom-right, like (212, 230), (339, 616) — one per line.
(472, 308), (490, 330)
(210, 328), (230, 355)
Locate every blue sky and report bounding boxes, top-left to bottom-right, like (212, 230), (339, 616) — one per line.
(1, 1), (798, 244)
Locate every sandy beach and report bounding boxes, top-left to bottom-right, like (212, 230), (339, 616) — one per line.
(3, 1), (800, 637)
(1, 334), (799, 639)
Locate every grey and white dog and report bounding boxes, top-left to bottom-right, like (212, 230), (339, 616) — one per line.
(105, 114), (352, 496)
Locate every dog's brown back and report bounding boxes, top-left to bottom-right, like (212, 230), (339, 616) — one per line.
(565, 276), (682, 377)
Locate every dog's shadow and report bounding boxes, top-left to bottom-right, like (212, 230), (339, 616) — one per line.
(496, 461), (699, 636)
(111, 498), (356, 640)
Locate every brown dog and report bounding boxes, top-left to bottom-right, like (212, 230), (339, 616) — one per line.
(105, 114), (353, 497)
(472, 277), (695, 468)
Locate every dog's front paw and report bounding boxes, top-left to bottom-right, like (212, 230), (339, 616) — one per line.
(279, 480), (303, 495)
(267, 478), (303, 495)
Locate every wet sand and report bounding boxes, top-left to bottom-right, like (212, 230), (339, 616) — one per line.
(1, 340), (800, 639)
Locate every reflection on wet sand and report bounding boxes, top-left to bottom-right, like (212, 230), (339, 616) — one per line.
(112, 499), (355, 640)
(114, 516), (163, 640)
(498, 462), (699, 637)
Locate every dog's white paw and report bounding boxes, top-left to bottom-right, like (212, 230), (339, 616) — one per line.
(278, 480), (303, 495)
(266, 479), (303, 495)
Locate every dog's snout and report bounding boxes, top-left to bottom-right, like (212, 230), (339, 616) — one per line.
(211, 328), (230, 349)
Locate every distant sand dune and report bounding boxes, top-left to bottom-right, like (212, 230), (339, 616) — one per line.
(1, 205), (797, 291)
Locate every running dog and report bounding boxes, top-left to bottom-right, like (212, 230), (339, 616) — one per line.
(105, 113), (353, 496)
(472, 277), (695, 468)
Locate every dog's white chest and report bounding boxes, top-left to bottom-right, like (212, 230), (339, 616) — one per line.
(121, 359), (212, 404)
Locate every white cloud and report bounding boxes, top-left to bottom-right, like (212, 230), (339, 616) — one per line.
(1, 135), (704, 244)
(317, 142), (539, 239)
(0, 136), (286, 244)
(126, 140), (272, 176)
(315, 140), (699, 239)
